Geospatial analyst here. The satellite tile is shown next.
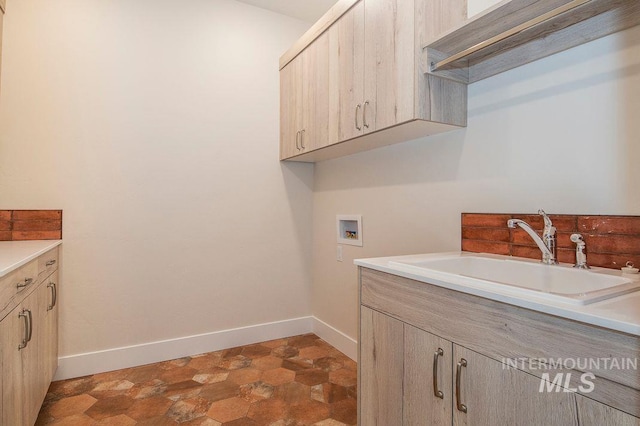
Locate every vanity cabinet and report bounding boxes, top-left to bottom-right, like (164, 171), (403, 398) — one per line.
(1, 247), (60, 426)
(279, 0), (467, 162)
(359, 267), (640, 425)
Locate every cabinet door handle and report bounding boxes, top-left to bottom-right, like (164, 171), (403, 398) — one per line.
(300, 129), (306, 149)
(456, 358), (468, 413)
(295, 131), (301, 150)
(363, 100), (370, 129)
(16, 277), (34, 291)
(433, 348), (444, 399)
(46, 259), (57, 267)
(355, 104), (362, 131)
(26, 309), (33, 343)
(48, 282), (57, 311)
(18, 309), (32, 350)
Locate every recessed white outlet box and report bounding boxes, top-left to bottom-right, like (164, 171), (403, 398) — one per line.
(337, 215), (362, 247)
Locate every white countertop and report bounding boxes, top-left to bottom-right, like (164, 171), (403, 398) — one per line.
(0, 240), (63, 278)
(355, 252), (640, 337)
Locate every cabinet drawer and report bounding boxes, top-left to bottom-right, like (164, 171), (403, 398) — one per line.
(38, 247), (59, 280)
(0, 260), (38, 321)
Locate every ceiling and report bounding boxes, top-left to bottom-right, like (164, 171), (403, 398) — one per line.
(235, 0), (339, 23)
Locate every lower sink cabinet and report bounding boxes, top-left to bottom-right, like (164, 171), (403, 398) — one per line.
(358, 268), (640, 426)
(360, 307), (578, 425)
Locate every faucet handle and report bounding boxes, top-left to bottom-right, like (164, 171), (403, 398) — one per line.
(571, 233), (590, 269)
(538, 209), (555, 235)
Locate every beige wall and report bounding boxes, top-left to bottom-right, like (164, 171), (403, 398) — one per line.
(0, 0), (314, 356)
(312, 23), (640, 339)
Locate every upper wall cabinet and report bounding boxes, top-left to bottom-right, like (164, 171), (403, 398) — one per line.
(279, 0), (467, 162)
(425, 0), (640, 84)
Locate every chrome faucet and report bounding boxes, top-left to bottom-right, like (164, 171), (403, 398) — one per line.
(507, 210), (558, 265)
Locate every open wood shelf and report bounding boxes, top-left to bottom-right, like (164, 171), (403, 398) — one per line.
(423, 0), (640, 84)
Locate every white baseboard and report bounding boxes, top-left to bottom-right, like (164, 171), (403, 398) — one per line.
(54, 315), (358, 381)
(312, 317), (357, 361)
(54, 316), (314, 381)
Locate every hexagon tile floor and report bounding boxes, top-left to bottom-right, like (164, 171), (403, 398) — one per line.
(36, 334), (357, 425)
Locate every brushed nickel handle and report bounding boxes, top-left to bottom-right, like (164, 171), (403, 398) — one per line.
(26, 309), (33, 343)
(300, 129), (306, 149)
(46, 260), (56, 267)
(295, 131), (301, 150)
(355, 104), (362, 131)
(456, 358), (468, 413)
(16, 277), (34, 290)
(18, 310), (29, 350)
(47, 282), (57, 311)
(363, 101), (370, 129)
(433, 348), (444, 399)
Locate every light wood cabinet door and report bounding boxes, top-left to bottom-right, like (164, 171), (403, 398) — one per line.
(452, 345), (578, 426)
(328, 0), (365, 144)
(363, 0), (416, 133)
(576, 395), (640, 426)
(360, 306), (403, 426)
(404, 324), (453, 426)
(1, 304), (27, 426)
(279, 56), (303, 160)
(301, 30), (330, 153)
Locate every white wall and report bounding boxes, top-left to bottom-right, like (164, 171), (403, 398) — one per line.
(311, 20), (640, 340)
(0, 0), (315, 365)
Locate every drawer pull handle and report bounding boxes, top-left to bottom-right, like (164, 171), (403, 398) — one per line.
(456, 358), (468, 413)
(18, 309), (32, 350)
(47, 282), (57, 311)
(433, 348), (444, 399)
(46, 260), (57, 267)
(16, 277), (34, 290)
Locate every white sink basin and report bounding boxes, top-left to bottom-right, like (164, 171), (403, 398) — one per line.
(388, 254), (640, 305)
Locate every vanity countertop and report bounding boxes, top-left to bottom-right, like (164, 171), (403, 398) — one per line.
(0, 240), (63, 278)
(355, 252), (640, 337)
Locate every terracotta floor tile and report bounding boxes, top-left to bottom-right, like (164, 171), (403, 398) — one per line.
(330, 398), (357, 425)
(126, 396), (173, 420)
(274, 381), (310, 405)
(228, 367), (262, 385)
(166, 397), (211, 423)
(295, 369), (329, 386)
(160, 366), (199, 384)
(38, 334), (356, 425)
(241, 344), (273, 359)
(251, 356), (283, 371)
(238, 381), (274, 402)
(85, 395), (135, 420)
(48, 394), (97, 418)
(287, 334), (320, 349)
(260, 338), (288, 349)
(247, 398), (289, 423)
(288, 399), (331, 424)
(328, 370), (357, 387)
(94, 414), (137, 425)
(193, 371), (230, 384)
(262, 368), (296, 386)
(272, 346), (299, 359)
(50, 414), (95, 425)
(199, 381), (241, 403)
(281, 357), (313, 372)
(207, 396), (251, 422)
(181, 417), (222, 426)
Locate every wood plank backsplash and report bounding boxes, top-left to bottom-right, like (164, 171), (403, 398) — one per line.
(462, 213), (640, 270)
(0, 210), (62, 241)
